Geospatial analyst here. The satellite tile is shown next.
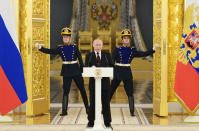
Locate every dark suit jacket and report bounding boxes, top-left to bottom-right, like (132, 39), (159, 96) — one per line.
(39, 44), (83, 77)
(85, 51), (113, 89)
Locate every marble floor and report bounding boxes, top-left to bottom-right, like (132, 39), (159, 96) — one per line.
(1, 69), (199, 130)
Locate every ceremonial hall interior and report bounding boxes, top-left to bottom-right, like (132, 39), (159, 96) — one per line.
(1, 0), (199, 131)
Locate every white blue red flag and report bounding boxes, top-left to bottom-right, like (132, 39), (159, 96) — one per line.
(0, 0), (27, 115)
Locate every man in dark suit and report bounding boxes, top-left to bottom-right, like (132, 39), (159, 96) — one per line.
(85, 39), (113, 129)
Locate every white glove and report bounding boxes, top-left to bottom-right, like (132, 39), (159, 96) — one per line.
(153, 44), (160, 51)
(35, 43), (42, 49)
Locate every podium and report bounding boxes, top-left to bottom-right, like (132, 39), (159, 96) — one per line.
(83, 67), (113, 131)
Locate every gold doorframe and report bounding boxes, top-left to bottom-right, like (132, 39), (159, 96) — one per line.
(153, 0), (169, 117)
(153, 0), (184, 116)
(16, 0), (184, 116)
(17, 0), (50, 116)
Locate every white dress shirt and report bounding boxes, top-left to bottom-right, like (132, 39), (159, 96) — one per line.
(94, 51), (101, 59)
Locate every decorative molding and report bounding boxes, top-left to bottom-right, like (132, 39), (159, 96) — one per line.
(153, 0), (162, 102)
(19, 0), (28, 82)
(32, 26), (45, 41)
(33, 0), (44, 17)
(167, 0), (183, 102)
(19, 0), (50, 115)
(32, 0), (50, 100)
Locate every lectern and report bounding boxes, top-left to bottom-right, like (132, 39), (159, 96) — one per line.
(83, 67), (113, 131)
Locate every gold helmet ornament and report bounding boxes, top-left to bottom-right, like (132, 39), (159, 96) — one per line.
(121, 29), (132, 38)
(61, 27), (72, 36)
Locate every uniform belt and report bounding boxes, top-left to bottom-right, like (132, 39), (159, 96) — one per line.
(63, 61), (77, 64)
(115, 63), (130, 66)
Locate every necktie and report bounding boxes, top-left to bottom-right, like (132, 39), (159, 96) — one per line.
(96, 52), (101, 63)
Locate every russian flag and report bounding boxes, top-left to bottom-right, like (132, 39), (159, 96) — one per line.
(0, 0), (27, 115)
(174, 0), (199, 115)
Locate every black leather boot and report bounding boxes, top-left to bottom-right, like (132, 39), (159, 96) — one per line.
(80, 90), (89, 114)
(128, 96), (135, 116)
(85, 105), (89, 115)
(60, 95), (68, 116)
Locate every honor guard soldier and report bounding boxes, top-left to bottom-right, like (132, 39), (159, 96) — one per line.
(110, 29), (158, 116)
(35, 27), (89, 116)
